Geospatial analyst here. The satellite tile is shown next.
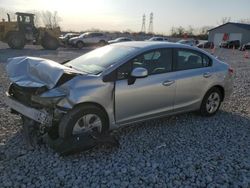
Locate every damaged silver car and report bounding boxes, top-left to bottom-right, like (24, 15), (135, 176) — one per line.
(5, 42), (233, 149)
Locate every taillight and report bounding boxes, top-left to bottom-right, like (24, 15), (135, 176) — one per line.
(228, 67), (234, 74)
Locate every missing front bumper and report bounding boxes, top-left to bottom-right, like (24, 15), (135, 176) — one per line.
(5, 93), (52, 125)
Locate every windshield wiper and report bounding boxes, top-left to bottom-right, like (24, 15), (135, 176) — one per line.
(65, 64), (92, 74)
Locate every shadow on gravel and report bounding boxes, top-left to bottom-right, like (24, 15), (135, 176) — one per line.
(1, 110), (249, 187)
(1, 110), (249, 159)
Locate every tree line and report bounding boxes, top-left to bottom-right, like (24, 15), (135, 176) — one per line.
(0, 7), (61, 29)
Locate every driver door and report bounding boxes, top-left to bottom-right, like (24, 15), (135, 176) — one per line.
(115, 48), (177, 124)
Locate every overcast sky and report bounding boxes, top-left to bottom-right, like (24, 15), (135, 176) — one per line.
(1, 0), (250, 34)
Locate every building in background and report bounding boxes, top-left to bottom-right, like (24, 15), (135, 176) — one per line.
(208, 22), (250, 46)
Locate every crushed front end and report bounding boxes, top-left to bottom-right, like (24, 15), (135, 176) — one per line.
(4, 56), (80, 147)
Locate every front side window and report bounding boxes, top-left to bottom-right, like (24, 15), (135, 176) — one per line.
(156, 38), (163, 41)
(175, 49), (211, 71)
(117, 48), (173, 79)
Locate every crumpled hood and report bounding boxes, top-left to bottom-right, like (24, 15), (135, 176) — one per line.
(6, 56), (82, 89)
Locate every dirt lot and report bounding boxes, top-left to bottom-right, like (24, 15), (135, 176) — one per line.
(0, 42), (250, 187)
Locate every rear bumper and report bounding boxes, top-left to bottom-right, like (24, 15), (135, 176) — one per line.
(5, 92), (52, 124)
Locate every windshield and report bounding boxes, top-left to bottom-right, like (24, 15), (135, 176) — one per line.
(178, 40), (187, 43)
(79, 33), (88, 38)
(65, 45), (137, 74)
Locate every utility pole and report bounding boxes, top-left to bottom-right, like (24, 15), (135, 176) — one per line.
(148, 12), (154, 34)
(141, 14), (146, 33)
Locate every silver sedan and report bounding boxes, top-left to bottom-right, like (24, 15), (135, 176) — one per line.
(6, 42), (234, 142)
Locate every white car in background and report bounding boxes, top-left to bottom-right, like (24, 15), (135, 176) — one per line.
(69, 32), (109, 48)
(148, 37), (168, 41)
(177, 39), (198, 46)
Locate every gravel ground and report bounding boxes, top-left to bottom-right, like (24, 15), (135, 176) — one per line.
(0, 42), (250, 187)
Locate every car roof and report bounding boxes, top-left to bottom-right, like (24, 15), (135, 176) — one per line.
(111, 41), (192, 49)
(110, 41), (214, 60)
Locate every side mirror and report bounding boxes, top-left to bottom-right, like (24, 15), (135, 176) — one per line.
(131, 67), (148, 78)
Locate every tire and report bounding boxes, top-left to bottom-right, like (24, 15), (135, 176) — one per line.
(76, 41), (84, 49)
(41, 35), (59, 50)
(7, 32), (25, 49)
(59, 104), (109, 138)
(98, 40), (106, 46)
(199, 87), (222, 117)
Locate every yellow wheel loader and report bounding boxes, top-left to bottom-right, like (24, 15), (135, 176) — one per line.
(0, 12), (61, 50)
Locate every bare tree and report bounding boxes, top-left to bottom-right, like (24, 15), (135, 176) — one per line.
(198, 26), (213, 35)
(238, 18), (250, 24)
(170, 27), (177, 36)
(176, 26), (185, 36)
(40, 11), (61, 28)
(0, 7), (15, 21)
(218, 17), (231, 25)
(187, 25), (194, 35)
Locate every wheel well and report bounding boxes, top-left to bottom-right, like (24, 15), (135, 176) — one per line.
(74, 102), (110, 126)
(211, 85), (225, 101)
(76, 40), (83, 44)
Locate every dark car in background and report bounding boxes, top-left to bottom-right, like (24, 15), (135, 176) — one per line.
(197, 41), (214, 49)
(220, 40), (240, 49)
(239, 42), (250, 51)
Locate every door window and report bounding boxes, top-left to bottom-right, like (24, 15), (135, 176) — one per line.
(117, 49), (173, 80)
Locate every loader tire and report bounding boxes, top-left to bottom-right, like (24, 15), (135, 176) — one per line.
(41, 35), (59, 50)
(7, 32), (25, 49)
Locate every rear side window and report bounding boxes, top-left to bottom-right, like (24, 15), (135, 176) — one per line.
(174, 49), (211, 71)
(156, 38), (163, 41)
(94, 33), (103, 37)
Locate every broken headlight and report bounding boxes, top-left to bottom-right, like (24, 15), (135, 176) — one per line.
(31, 88), (67, 107)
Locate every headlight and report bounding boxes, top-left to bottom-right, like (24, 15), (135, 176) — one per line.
(31, 88), (67, 107)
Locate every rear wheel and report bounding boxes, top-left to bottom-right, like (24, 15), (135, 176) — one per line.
(41, 35), (59, 50)
(7, 32), (25, 49)
(199, 88), (222, 116)
(59, 104), (109, 138)
(76, 41), (84, 49)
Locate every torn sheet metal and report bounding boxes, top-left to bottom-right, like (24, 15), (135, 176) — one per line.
(47, 131), (120, 156)
(6, 56), (81, 89)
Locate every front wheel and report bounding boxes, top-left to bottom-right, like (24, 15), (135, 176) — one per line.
(7, 32), (25, 49)
(59, 105), (109, 138)
(76, 41), (84, 49)
(199, 88), (222, 116)
(41, 35), (59, 50)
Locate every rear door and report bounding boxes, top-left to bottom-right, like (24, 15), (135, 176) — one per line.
(173, 48), (214, 112)
(115, 48), (176, 124)
(86, 33), (97, 44)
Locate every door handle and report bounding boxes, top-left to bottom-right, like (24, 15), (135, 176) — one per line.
(203, 72), (212, 78)
(162, 80), (175, 86)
